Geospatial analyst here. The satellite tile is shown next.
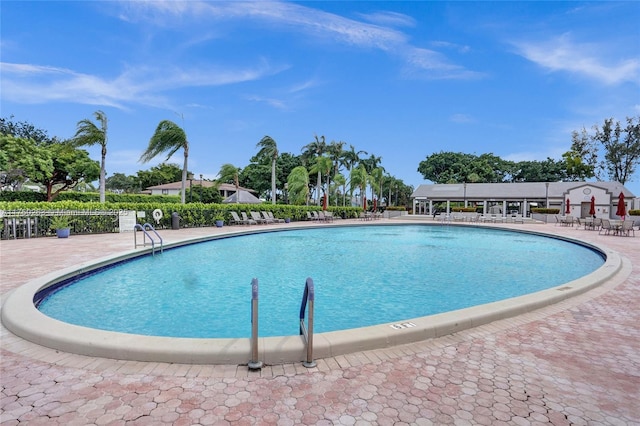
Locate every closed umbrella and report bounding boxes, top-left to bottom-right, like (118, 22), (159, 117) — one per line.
(565, 198), (571, 214)
(616, 192), (626, 219)
(322, 193), (327, 211)
(363, 196), (367, 210)
(373, 198), (377, 212)
(589, 196), (596, 216)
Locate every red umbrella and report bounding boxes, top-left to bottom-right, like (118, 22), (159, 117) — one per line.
(589, 196), (596, 216)
(565, 198), (571, 214)
(363, 196), (367, 210)
(322, 193), (327, 211)
(373, 198), (377, 212)
(616, 192), (626, 219)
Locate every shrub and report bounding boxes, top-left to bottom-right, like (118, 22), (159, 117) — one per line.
(629, 209), (640, 216)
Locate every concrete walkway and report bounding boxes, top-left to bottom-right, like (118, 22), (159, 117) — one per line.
(1, 219), (639, 425)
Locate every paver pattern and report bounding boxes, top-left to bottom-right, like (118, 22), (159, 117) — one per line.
(1, 219), (639, 425)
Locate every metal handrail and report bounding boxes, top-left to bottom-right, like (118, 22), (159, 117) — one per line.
(143, 223), (163, 253)
(299, 277), (316, 368)
(133, 223), (163, 256)
(248, 278), (263, 370)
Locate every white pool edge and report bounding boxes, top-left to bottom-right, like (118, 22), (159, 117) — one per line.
(1, 224), (627, 366)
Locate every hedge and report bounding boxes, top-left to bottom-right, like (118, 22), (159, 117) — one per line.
(0, 201), (363, 237)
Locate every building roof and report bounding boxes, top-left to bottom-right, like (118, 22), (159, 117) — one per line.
(146, 181), (256, 193)
(411, 181), (635, 200)
(222, 190), (263, 204)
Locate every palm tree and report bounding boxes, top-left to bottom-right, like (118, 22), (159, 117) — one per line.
(73, 110), (108, 203)
(140, 120), (189, 204)
(361, 153), (382, 174)
(370, 167), (384, 203)
(310, 156), (333, 207)
(301, 135), (327, 205)
(287, 166), (310, 205)
(332, 173), (346, 206)
(218, 163), (241, 203)
(342, 144), (367, 204)
(256, 135), (278, 204)
(350, 164), (368, 208)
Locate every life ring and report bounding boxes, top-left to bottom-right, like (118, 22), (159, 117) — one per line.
(152, 209), (163, 223)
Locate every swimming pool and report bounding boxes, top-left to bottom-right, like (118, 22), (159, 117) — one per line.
(36, 225), (604, 338)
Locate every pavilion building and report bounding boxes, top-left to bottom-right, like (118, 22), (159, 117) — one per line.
(411, 181), (637, 219)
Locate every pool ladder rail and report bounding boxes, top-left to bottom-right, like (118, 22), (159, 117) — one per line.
(133, 223), (164, 256)
(248, 277), (315, 369)
(299, 277), (316, 368)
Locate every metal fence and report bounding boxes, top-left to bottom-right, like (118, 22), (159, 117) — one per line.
(1, 210), (121, 239)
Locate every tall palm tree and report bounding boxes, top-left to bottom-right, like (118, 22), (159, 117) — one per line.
(310, 156), (333, 207)
(73, 110), (108, 203)
(140, 120), (189, 204)
(332, 173), (346, 206)
(370, 167), (384, 202)
(256, 135), (278, 204)
(350, 164), (368, 208)
(342, 144), (367, 203)
(287, 166), (310, 205)
(218, 163), (241, 204)
(361, 153), (382, 174)
(301, 135), (327, 204)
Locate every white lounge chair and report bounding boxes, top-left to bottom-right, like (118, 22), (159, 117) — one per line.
(241, 212), (257, 225)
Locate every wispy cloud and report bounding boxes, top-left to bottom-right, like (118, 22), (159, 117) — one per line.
(121, 0), (477, 80)
(512, 33), (640, 85)
(358, 11), (416, 28)
(450, 114), (475, 124)
(0, 61), (280, 109)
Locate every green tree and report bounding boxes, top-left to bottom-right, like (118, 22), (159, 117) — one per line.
(140, 120), (189, 204)
(310, 156), (333, 207)
(595, 117), (640, 184)
(256, 135), (279, 204)
(418, 151), (500, 183)
(72, 110), (108, 202)
(42, 143), (100, 201)
(369, 167), (384, 204)
(218, 163), (242, 203)
(563, 128), (598, 181)
(0, 135), (53, 190)
(0, 116), (59, 145)
(105, 172), (138, 193)
(136, 163), (184, 191)
(301, 135), (327, 204)
(350, 164), (368, 208)
(287, 166), (310, 205)
(510, 159), (567, 182)
(332, 173), (347, 206)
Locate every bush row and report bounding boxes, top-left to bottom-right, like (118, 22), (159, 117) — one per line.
(0, 201), (363, 236)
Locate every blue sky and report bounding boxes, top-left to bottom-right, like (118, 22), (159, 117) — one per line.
(2, 1), (639, 194)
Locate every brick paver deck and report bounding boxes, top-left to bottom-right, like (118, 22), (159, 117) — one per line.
(1, 219), (639, 425)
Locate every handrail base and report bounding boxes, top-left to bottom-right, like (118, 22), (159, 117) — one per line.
(248, 360), (263, 370)
(302, 360), (316, 368)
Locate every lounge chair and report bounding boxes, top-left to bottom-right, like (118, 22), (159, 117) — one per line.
(311, 211), (321, 221)
(621, 220), (635, 237)
(230, 211), (245, 225)
(323, 211), (334, 222)
(306, 211), (314, 221)
(260, 211), (275, 224)
(241, 212), (257, 225)
(250, 211), (267, 224)
(599, 219), (612, 235)
(266, 211), (285, 223)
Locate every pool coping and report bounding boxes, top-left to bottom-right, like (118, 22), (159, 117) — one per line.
(0, 222), (627, 365)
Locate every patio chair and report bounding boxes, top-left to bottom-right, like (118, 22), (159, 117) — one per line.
(241, 212), (257, 225)
(599, 219), (612, 235)
(266, 211), (285, 223)
(250, 211), (267, 224)
(324, 211), (334, 222)
(306, 211), (314, 221)
(229, 211), (246, 225)
(621, 220), (635, 237)
(593, 217), (602, 231)
(260, 211), (275, 224)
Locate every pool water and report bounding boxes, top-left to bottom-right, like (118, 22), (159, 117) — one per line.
(37, 225), (604, 338)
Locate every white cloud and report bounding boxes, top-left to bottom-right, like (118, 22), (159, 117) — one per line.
(450, 114), (475, 124)
(512, 33), (640, 85)
(0, 61), (281, 109)
(358, 11), (416, 28)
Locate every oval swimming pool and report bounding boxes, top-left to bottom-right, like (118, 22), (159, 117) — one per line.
(36, 225), (604, 338)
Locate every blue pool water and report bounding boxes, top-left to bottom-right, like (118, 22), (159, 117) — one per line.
(37, 225), (604, 338)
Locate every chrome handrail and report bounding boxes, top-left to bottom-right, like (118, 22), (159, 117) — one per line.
(248, 278), (263, 370)
(133, 223), (163, 256)
(299, 277), (316, 368)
